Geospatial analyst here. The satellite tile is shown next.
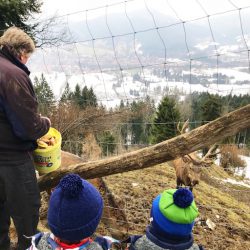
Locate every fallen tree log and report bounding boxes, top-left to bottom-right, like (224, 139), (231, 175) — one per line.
(38, 104), (250, 191)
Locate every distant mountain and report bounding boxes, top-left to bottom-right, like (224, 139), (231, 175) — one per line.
(66, 9), (250, 57)
(29, 8), (250, 75)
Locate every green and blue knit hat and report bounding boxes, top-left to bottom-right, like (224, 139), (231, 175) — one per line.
(151, 188), (199, 236)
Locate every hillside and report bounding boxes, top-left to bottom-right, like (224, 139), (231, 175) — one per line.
(98, 162), (250, 249)
(29, 160), (250, 250)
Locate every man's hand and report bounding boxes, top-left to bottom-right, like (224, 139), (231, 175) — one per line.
(41, 116), (51, 127)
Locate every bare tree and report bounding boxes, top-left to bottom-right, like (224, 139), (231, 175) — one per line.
(34, 15), (70, 48)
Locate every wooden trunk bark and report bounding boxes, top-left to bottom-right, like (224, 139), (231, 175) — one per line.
(38, 104), (250, 191)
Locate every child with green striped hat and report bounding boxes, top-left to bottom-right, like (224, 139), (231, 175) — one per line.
(125, 188), (204, 250)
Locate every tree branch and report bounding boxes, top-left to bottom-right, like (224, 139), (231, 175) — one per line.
(38, 104), (250, 191)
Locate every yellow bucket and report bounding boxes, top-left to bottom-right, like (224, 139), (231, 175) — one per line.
(33, 127), (62, 174)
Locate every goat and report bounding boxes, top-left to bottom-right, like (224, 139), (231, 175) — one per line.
(173, 155), (200, 191)
(173, 120), (216, 191)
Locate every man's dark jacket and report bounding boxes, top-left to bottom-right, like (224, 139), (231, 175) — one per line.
(0, 46), (50, 161)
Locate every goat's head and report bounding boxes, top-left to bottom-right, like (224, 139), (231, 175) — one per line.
(188, 167), (201, 186)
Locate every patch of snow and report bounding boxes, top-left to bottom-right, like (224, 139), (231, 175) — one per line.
(240, 155), (250, 179)
(215, 154), (250, 179)
(219, 178), (250, 188)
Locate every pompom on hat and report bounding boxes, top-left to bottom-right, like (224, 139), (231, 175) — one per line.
(151, 188), (199, 236)
(48, 174), (103, 242)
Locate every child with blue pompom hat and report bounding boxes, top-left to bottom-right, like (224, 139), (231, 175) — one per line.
(124, 188), (204, 250)
(27, 174), (120, 250)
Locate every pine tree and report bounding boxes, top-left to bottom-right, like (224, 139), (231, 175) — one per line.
(124, 98), (155, 146)
(118, 100), (128, 148)
(201, 94), (222, 123)
(190, 92), (209, 128)
(88, 87), (97, 107)
(129, 101), (143, 145)
(99, 131), (116, 156)
(0, 0), (41, 36)
(143, 96), (155, 144)
(120, 100), (125, 109)
(81, 86), (98, 108)
(150, 96), (180, 144)
(72, 84), (83, 108)
(71, 85), (98, 109)
(33, 74), (55, 116)
(200, 94), (222, 155)
(81, 86), (89, 108)
(33, 76), (39, 87)
(60, 82), (72, 103)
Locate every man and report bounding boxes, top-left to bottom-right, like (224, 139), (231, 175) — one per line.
(0, 27), (50, 250)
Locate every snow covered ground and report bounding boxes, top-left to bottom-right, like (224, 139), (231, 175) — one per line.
(213, 175), (250, 188)
(30, 68), (250, 108)
(240, 155), (250, 179)
(214, 154), (250, 189)
(215, 155), (250, 179)
(219, 178), (250, 188)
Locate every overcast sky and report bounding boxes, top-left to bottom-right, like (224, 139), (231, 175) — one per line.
(40, 0), (250, 21)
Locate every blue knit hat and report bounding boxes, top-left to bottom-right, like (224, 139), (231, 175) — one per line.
(151, 188), (199, 236)
(48, 174), (103, 242)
